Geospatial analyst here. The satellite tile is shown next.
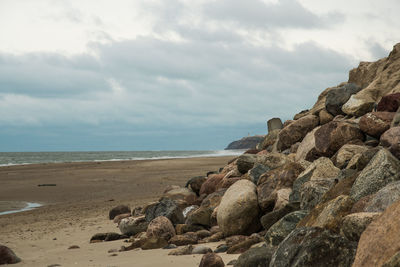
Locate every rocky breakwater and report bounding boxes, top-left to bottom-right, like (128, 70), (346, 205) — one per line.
(87, 43), (400, 267)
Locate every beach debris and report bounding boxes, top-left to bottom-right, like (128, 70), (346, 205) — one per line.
(90, 232), (126, 243)
(107, 249), (118, 253)
(109, 205), (131, 220)
(47, 264), (61, 267)
(198, 252), (225, 267)
(0, 245), (21, 265)
(68, 245), (80, 249)
(162, 244), (177, 249)
(37, 184), (57, 187)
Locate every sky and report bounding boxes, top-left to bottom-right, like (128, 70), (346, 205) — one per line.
(0, 0), (399, 151)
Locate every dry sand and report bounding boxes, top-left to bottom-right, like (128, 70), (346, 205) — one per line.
(0, 156), (239, 267)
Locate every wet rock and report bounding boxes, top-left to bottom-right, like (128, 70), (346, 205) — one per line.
(119, 215), (148, 236)
(325, 83), (361, 116)
(192, 246), (212, 254)
(300, 178), (336, 210)
(352, 200), (400, 267)
(264, 210), (308, 246)
(276, 115), (319, 151)
(199, 252), (225, 267)
(364, 181), (400, 212)
(270, 227), (357, 267)
(314, 121), (365, 157)
(234, 245), (275, 267)
(236, 154), (257, 174)
(332, 144), (368, 169)
(380, 126), (400, 159)
(0, 245), (21, 265)
(350, 148), (400, 201)
(359, 112), (395, 138)
(260, 202), (300, 231)
(217, 180), (260, 236)
(377, 92), (400, 112)
(341, 212), (380, 241)
(186, 176), (207, 196)
(109, 205), (131, 220)
(145, 198), (184, 225)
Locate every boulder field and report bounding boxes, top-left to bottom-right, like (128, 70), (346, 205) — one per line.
(89, 43), (400, 267)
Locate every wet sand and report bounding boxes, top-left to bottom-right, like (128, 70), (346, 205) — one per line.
(0, 156), (238, 267)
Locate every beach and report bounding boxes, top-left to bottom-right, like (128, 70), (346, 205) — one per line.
(0, 156), (238, 266)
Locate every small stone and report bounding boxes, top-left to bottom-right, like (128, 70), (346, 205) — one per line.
(199, 252), (225, 267)
(68, 245), (80, 249)
(192, 246), (212, 254)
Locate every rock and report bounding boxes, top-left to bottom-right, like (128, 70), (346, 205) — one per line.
(200, 174), (224, 195)
(90, 232), (125, 242)
(274, 188), (292, 211)
(146, 216), (176, 245)
(364, 181), (400, 212)
(257, 162), (304, 212)
(314, 121), (365, 157)
(289, 157), (339, 203)
(225, 136), (265, 150)
(192, 246), (212, 254)
(145, 198), (184, 225)
(227, 260), (237, 266)
(163, 186), (198, 206)
(350, 146), (380, 171)
(109, 205), (131, 220)
(168, 245), (194, 255)
(248, 163), (270, 185)
(295, 126), (321, 161)
(352, 200), (400, 267)
(201, 232), (224, 243)
(350, 194), (375, 213)
(236, 154), (257, 174)
(260, 202), (300, 230)
(300, 178), (336, 210)
(225, 235), (248, 247)
(325, 83), (361, 116)
(186, 176), (207, 196)
(257, 129), (280, 151)
(199, 253), (225, 267)
(214, 244), (229, 253)
(293, 109), (310, 120)
(256, 152), (289, 170)
(217, 180), (260, 236)
(169, 233), (198, 246)
(267, 118), (283, 132)
(118, 216), (148, 236)
(264, 210), (308, 246)
(68, 245), (80, 249)
(342, 95), (375, 117)
(183, 205), (198, 218)
(340, 212), (380, 241)
(276, 115), (319, 151)
(175, 224), (205, 235)
(377, 92), (400, 112)
(350, 148), (400, 201)
(383, 251), (400, 267)
(226, 234), (263, 254)
(113, 213), (131, 224)
(392, 107), (400, 127)
(195, 230), (212, 239)
(270, 227), (357, 267)
(234, 245), (275, 267)
(163, 244), (177, 249)
(216, 177), (240, 191)
(0, 245), (21, 265)
(380, 126), (400, 159)
(319, 109), (334, 125)
(186, 206), (213, 227)
(359, 112), (395, 138)
(332, 144), (368, 169)
(298, 195), (354, 231)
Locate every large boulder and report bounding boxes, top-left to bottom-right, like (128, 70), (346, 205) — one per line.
(236, 154), (257, 174)
(299, 178), (336, 210)
(314, 121), (365, 157)
(145, 216), (176, 248)
(380, 126), (400, 159)
(118, 216), (148, 236)
(340, 212), (380, 241)
(342, 95), (375, 117)
(264, 210), (308, 246)
(269, 227), (357, 267)
(234, 245), (275, 267)
(364, 181), (400, 212)
(145, 198), (184, 225)
(350, 148), (400, 201)
(256, 153), (290, 170)
(257, 129), (280, 151)
(109, 205), (131, 220)
(276, 115), (319, 151)
(332, 144), (368, 169)
(295, 127), (321, 162)
(359, 112), (395, 138)
(217, 180), (260, 236)
(248, 163), (270, 185)
(352, 200), (400, 267)
(325, 83), (361, 116)
(0, 245), (21, 265)
(377, 93), (400, 112)
(163, 186), (197, 206)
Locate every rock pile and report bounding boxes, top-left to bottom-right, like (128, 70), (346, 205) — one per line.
(91, 43), (400, 267)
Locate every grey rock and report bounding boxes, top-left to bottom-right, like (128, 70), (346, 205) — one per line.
(248, 163), (270, 185)
(269, 227), (357, 267)
(350, 148), (400, 201)
(325, 83), (361, 116)
(264, 211), (308, 246)
(268, 118), (283, 132)
(234, 245), (276, 267)
(365, 181), (400, 212)
(145, 198), (184, 225)
(237, 154), (257, 174)
(214, 244), (229, 253)
(341, 212), (380, 241)
(192, 246), (212, 254)
(300, 178), (336, 210)
(260, 202), (300, 231)
(118, 216), (148, 236)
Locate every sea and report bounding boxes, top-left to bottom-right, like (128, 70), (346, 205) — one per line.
(0, 150), (245, 167)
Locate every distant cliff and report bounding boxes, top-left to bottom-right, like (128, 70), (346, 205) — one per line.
(225, 135), (265, 150)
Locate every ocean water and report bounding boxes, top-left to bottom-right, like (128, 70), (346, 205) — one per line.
(0, 150), (244, 166)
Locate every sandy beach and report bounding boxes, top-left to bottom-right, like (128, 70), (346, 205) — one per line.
(0, 156), (238, 267)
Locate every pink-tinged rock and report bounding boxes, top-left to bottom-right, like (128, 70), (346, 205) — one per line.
(352, 200), (400, 267)
(380, 126), (400, 159)
(314, 121), (365, 157)
(199, 174), (224, 196)
(146, 216), (176, 241)
(0, 245), (21, 265)
(377, 93), (400, 112)
(276, 115), (319, 151)
(359, 112), (395, 138)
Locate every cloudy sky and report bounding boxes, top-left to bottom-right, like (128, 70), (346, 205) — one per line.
(0, 0), (399, 151)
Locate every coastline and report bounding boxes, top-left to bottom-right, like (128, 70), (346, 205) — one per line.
(0, 156), (237, 266)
